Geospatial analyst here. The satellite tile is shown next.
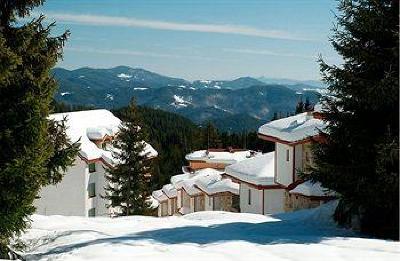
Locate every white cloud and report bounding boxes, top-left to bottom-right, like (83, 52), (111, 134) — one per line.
(222, 48), (316, 60)
(65, 46), (216, 61)
(41, 12), (311, 41)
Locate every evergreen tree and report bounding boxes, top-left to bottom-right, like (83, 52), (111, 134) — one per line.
(104, 100), (154, 216)
(202, 121), (221, 148)
(0, 1), (79, 257)
(304, 97), (313, 112)
(310, 0), (399, 239)
(271, 112), (279, 121)
(295, 99), (305, 114)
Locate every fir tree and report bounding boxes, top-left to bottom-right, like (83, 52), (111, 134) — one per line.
(310, 0), (399, 239)
(304, 97), (313, 112)
(104, 100), (154, 216)
(295, 99), (305, 114)
(0, 1), (79, 257)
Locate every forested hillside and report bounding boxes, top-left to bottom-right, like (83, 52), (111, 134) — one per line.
(113, 106), (274, 188)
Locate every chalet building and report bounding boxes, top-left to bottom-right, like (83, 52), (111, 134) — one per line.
(258, 111), (326, 187)
(285, 180), (336, 211)
(195, 173), (239, 212)
(173, 168), (224, 215)
(162, 184), (178, 216)
(34, 110), (158, 217)
(152, 189), (168, 217)
(185, 148), (259, 171)
(152, 148), (258, 217)
(226, 109), (334, 215)
(225, 152), (286, 214)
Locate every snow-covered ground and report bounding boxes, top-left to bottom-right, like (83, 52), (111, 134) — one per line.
(18, 202), (399, 260)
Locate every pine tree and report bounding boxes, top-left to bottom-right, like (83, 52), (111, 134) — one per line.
(295, 99), (305, 114)
(310, 0), (399, 239)
(304, 97), (313, 112)
(104, 100), (154, 216)
(203, 121), (221, 148)
(0, 1), (79, 257)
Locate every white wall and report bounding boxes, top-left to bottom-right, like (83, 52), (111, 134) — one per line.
(239, 183), (263, 215)
(294, 144), (303, 181)
(181, 190), (191, 214)
(177, 190), (182, 209)
(34, 157), (87, 216)
(263, 189), (285, 214)
(94, 163), (110, 216)
(276, 143), (294, 186)
(204, 194), (213, 211)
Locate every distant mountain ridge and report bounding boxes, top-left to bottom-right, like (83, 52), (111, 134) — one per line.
(53, 66), (322, 132)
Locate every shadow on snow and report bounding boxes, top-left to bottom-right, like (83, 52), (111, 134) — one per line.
(26, 214), (355, 260)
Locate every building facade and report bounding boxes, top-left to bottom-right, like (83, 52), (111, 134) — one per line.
(34, 109), (157, 217)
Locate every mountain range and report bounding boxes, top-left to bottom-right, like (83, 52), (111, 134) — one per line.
(53, 66), (322, 132)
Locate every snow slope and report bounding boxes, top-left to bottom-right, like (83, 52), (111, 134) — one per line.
(19, 201), (399, 261)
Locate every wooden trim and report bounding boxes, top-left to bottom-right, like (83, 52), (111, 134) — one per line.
(180, 186), (202, 197)
(78, 154), (114, 169)
(224, 173), (286, 190)
(194, 184), (238, 196)
(258, 133), (293, 145)
(258, 133), (317, 146)
(163, 192), (177, 199)
(286, 179), (305, 191)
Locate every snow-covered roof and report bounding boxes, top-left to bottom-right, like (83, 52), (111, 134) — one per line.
(152, 189), (168, 202)
(225, 152), (275, 186)
(162, 184), (177, 198)
(195, 174), (239, 195)
(176, 168), (224, 196)
(185, 149), (259, 164)
(182, 179), (202, 196)
(171, 173), (193, 189)
(147, 196), (159, 209)
(258, 112), (326, 143)
(289, 181), (336, 197)
(171, 168), (224, 189)
(49, 109), (157, 163)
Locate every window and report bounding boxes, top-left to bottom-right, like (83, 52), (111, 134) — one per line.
(286, 149), (290, 162)
(248, 189), (251, 205)
(88, 208), (96, 217)
(89, 163), (96, 173)
(88, 183), (96, 198)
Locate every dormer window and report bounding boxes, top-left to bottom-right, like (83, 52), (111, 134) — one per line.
(286, 149), (290, 162)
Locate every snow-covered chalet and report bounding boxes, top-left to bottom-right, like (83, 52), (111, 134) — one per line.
(34, 109), (158, 217)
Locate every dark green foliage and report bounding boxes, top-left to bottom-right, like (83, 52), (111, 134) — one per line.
(52, 100), (96, 113)
(104, 100), (154, 216)
(114, 106), (202, 188)
(207, 113), (263, 133)
(310, 0), (399, 239)
(295, 100), (305, 114)
(295, 96), (313, 114)
(0, 1), (79, 257)
(113, 106), (274, 190)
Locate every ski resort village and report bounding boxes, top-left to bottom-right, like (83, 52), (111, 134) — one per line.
(14, 105), (398, 260)
(1, 0), (398, 260)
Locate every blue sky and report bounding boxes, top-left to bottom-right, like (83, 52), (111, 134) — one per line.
(34, 0), (340, 81)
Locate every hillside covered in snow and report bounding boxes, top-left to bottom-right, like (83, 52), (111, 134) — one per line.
(18, 202), (399, 260)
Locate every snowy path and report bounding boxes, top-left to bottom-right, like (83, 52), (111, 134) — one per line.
(19, 202), (399, 261)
